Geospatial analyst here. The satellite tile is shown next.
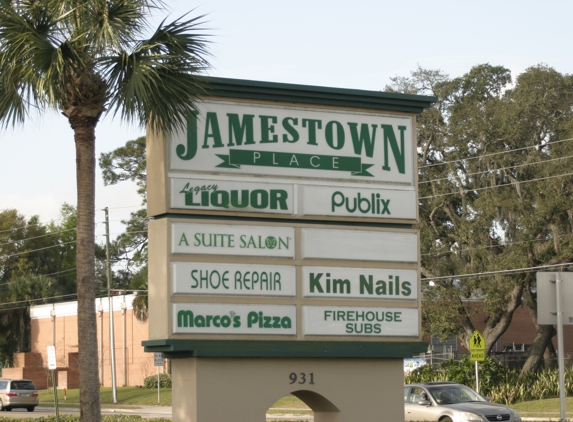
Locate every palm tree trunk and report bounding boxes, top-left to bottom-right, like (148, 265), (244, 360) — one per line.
(74, 123), (101, 422)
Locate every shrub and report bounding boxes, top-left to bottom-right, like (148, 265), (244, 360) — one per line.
(144, 373), (172, 388)
(405, 356), (573, 405)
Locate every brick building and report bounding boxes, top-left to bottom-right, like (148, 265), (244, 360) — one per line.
(3, 294), (157, 389)
(425, 301), (573, 369)
(6, 295), (571, 389)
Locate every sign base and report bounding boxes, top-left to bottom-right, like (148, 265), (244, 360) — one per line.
(172, 357), (404, 422)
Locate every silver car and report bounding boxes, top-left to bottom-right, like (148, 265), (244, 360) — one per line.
(404, 381), (521, 422)
(0, 379), (39, 412)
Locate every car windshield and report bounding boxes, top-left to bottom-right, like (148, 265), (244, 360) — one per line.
(427, 385), (486, 404)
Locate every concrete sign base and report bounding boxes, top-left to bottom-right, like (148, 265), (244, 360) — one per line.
(172, 357), (404, 422)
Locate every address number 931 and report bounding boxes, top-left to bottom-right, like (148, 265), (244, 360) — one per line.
(289, 372), (315, 385)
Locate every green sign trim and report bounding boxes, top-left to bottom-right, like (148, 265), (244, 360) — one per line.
(154, 213), (414, 230)
(143, 339), (427, 358)
(216, 149), (374, 176)
(202, 77), (437, 114)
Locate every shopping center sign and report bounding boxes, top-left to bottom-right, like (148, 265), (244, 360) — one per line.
(145, 78), (435, 351)
(171, 100), (415, 184)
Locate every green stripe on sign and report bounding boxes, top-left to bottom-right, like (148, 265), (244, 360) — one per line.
(143, 339), (427, 358)
(217, 149), (373, 176)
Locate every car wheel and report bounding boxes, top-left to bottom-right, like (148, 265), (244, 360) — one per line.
(27, 406), (35, 412)
(4, 407), (11, 412)
(0, 399), (3, 411)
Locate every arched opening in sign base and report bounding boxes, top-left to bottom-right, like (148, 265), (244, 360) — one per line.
(268, 390), (340, 422)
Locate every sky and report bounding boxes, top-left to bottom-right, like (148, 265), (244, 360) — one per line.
(1, 0), (573, 240)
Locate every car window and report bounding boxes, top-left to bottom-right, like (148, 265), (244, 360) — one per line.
(10, 381), (36, 390)
(409, 387), (427, 404)
(0, 381), (7, 390)
(404, 387), (410, 403)
(428, 385), (485, 404)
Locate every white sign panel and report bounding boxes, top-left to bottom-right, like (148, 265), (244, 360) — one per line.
(172, 262), (296, 296)
(537, 272), (573, 325)
(169, 100), (414, 185)
(303, 306), (418, 337)
(173, 303), (297, 335)
(154, 353), (164, 366)
(47, 345), (57, 370)
(301, 228), (418, 262)
(172, 223), (295, 258)
(302, 267), (417, 300)
(299, 185), (417, 220)
(170, 178), (294, 214)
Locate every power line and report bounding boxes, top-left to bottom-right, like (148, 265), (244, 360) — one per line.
(0, 240), (77, 259)
(0, 290), (148, 311)
(0, 206), (142, 238)
(421, 233), (573, 257)
(419, 136), (573, 169)
(0, 216), (67, 235)
(0, 293), (79, 308)
(419, 153), (573, 185)
(103, 205), (143, 211)
(422, 261), (573, 282)
(0, 230), (147, 260)
(0, 228), (76, 247)
(419, 170), (573, 200)
(0, 269), (77, 289)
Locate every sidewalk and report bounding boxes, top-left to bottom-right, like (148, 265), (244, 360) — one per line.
(46, 404), (573, 421)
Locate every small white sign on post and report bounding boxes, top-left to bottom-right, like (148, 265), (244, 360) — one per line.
(47, 345), (59, 422)
(154, 353), (163, 404)
(154, 353), (163, 366)
(47, 345), (57, 370)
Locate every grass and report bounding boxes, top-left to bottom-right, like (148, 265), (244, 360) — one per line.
(39, 388), (313, 416)
(510, 396), (573, 418)
(39, 387), (573, 419)
(38, 387), (172, 407)
(268, 395), (312, 415)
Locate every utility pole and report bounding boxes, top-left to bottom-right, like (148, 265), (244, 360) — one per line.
(105, 207), (118, 403)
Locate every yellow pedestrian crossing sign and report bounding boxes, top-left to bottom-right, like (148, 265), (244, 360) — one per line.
(469, 331), (486, 362)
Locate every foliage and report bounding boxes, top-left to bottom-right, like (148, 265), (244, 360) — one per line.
(0, 1), (210, 418)
(46, 204), (78, 294)
(405, 356), (508, 392)
(99, 138), (148, 320)
(405, 356), (573, 405)
(388, 64), (573, 373)
(144, 373), (172, 389)
(99, 137), (147, 202)
(0, 207), (77, 366)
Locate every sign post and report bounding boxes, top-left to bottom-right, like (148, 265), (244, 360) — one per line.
(537, 272), (573, 422)
(469, 330), (485, 393)
(154, 353), (163, 404)
(47, 345), (59, 422)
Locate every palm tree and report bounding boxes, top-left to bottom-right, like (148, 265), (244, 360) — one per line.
(0, 1), (210, 420)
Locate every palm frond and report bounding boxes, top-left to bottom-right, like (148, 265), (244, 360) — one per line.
(101, 13), (211, 134)
(0, 0), (80, 119)
(0, 62), (30, 127)
(81, 0), (150, 51)
(146, 12), (212, 58)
